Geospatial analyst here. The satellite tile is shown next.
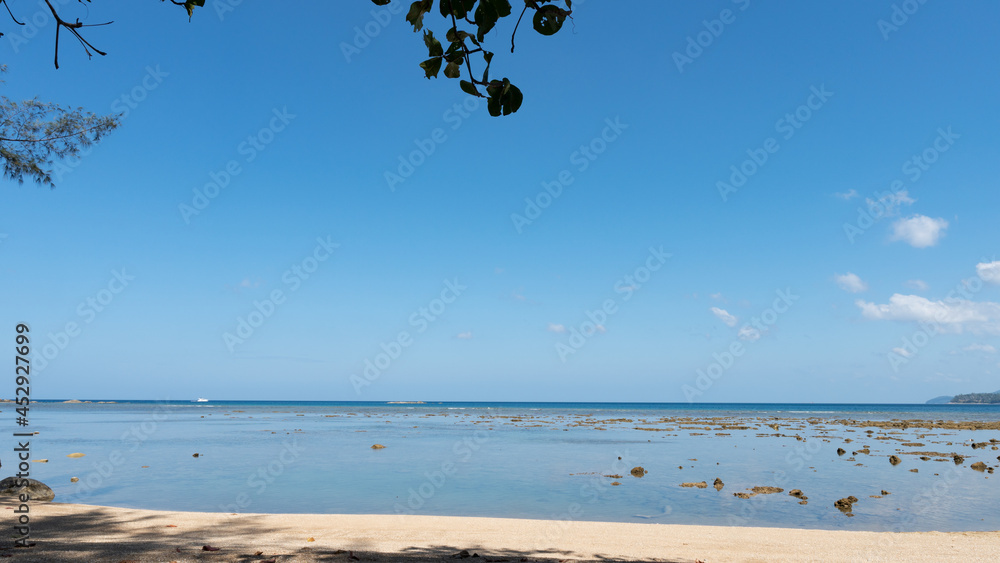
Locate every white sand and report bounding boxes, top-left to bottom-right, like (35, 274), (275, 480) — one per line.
(2, 501), (998, 562)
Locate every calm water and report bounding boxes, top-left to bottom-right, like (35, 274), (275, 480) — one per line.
(12, 401), (1000, 532)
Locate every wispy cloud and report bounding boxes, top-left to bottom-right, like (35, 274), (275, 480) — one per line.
(834, 189), (859, 200)
(710, 307), (738, 327)
(856, 294), (1000, 334)
(456, 331), (473, 339)
(892, 347), (913, 358)
(866, 189), (914, 215)
(738, 326), (761, 341)
(834, 272), (868, 293)
(963, 343), (996, 354)
(905, 279), (929, 291)
(547, 323), (566, 333)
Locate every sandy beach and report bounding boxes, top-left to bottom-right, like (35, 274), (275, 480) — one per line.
(1, 501), (998, 562)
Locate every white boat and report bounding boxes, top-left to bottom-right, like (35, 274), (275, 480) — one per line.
(194, 398), (209, 402)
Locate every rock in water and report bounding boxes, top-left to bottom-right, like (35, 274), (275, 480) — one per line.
(953, 454), (965, 465)
(680, 481), (707, 488)
(630, 466), (647, 477)
(713, 478), (724, 491)
(0, 477), (54, 502)
(836, 448), (846, 456)
(834, 496), (858, 512)
(889, 455), (901, 466)
(371, 444), (386, 449)
(971, 461), (987, 472)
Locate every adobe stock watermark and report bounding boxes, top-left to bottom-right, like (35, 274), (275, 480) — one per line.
(64, 400), (170, 503)
(683, 288), (799, 402)
(213, 0), (246, 21)
(511, 116), (628, 233)
(223, 236), (339, 352)
(886, 257), (996, 372)
(878, 0), (930, 41)
(350, 278), (467, 394)
(179, 107), (296, 223)
(33, 269), (136, 373)
(555, 246), (670, 362)
(219, 438), (305, 513)
(342, 0), (406, 63)
(538, 450), (638, 544)
(843, 126), (958, 243)
(384, 96), (482, 191)
(51, 65), (169, 184)
(393, 430), (488, 514)
(717, 85), (833, 202)
(727, 429), (823, 526)
(671, 0), (751, 73)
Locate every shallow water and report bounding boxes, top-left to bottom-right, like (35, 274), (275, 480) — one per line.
(16, 401), (1000, 532)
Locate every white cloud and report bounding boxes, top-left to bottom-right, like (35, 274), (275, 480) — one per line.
(856, 293), (1000, 334)
(866, 189), (914, 216)
(834, 272), (868, 293)
(890, 215), (948, 248)
(892, 347), (913, 358)
(456, 331), (473, 339)
(710, 307), (738, 327)
(709, 292), (725, 302)
(834, 189), (859, 200)
(905, 279), (929, 291)
(963, 343), (997, 354)
(976, 260), (1000, 284)
(738, 326), (761, 341)
(547, 323), (566, 333)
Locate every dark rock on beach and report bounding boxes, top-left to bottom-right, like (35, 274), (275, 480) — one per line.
(0, 477), (54, 502)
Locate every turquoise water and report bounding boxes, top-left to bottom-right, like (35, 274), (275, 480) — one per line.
(12, 401), (1000, 532)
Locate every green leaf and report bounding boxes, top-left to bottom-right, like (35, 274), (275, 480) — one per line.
(481, 51), (494, 83)
(503, 83), (523, 115)
(487, 96), (501, 117)
(444, 59), (463, 79)
(475, 0), (511, 42)
(459, 80), (479, 96)
(406, 0), (432, 32)
(183, 0), (205, 19)
(439, 0), (476, 19)
(533, 5), (567, 36)
(423, 30), (443, 57)
(420, 57), (443, 79)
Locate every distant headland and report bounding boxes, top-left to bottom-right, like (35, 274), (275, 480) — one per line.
(926, 390), (1000, 404)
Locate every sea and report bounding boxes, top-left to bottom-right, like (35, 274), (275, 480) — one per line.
(11, 401), (1000, 532)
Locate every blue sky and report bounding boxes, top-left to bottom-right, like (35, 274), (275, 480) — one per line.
(2, 0), (998, 402)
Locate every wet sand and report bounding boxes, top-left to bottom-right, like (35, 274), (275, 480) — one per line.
(1, 501), (998, 562)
